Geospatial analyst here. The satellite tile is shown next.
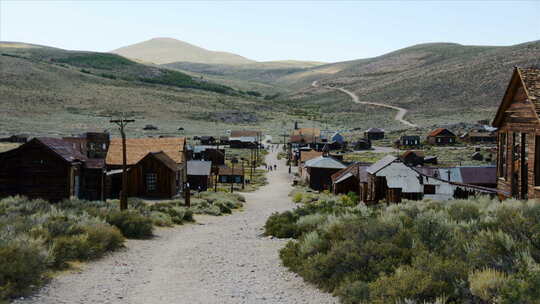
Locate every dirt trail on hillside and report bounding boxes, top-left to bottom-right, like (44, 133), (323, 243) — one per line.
(312, 80), (417, 128)
(14, 146), (336, 304)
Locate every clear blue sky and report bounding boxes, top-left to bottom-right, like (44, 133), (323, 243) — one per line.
(1, 1), (539, 62)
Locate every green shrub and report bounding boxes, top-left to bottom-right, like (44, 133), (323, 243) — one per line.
(0, 236), (49, 299)
(106, 210), (153, 239)
(264, 211), (299, 238)
(150, 211), (173, 227)
(469, 268), (509, 301)
(292, 192), (303, 203)
(50, 235), (90, 268)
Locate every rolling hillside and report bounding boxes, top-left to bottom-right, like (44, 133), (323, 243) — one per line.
(0, 42), (296, 137)
(283, 41), (540, 127)
(112, 37), (255, 65)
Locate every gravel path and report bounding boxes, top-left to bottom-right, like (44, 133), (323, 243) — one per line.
(14, 145), (337, 304)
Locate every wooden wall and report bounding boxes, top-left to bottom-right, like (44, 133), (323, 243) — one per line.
(0, 141), (74, 202)
(496, 82), (540, 200)
(128, 157), (177, 198)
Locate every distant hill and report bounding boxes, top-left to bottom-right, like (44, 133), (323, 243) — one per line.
(112, 37), (255, 65)
(0, 42), (295, 137)
(281, 41), (540, 126)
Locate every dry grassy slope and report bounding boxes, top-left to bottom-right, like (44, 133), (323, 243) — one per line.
(283, 41), (540, 125)
(0, 43), (295, 138)
(112, 37), (255, 65)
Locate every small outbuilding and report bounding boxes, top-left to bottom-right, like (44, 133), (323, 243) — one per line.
(304, 155), (346, 191)
(364, 128), (385, 140)
(187, 160), (212, 191)
(395, 135), (421, 148)
(427, 128), (457, 145)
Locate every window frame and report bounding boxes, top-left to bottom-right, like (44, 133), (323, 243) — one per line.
(146, 173), (157, 192)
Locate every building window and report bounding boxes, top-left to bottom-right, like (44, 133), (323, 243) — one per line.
(424, 185), (436, 194)
(499, 133), (507, 178)
(146, 173), (157, 191)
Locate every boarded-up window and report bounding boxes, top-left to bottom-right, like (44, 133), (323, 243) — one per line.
(499, 133), (507, 178)
(424, 185), (436, 194)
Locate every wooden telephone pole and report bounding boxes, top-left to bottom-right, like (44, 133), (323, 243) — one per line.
(110, 118), (135, 211)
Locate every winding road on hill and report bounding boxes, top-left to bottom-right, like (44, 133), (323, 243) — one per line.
(311, 80), (418, 128)
(15, 146), (336, 304)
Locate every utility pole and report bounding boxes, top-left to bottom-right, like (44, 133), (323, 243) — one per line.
(110, 117), (135, 211)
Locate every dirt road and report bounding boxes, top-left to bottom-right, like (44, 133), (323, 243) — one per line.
(15, 146), (336, 304)
(312, 80), (417, 128)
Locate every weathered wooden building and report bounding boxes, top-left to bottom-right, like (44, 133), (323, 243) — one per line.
(127, 152), (180, 198)
(427, 128), (457, 145)
(0, 137), (104, 202)
(400, 150), (425, 166)
(364, 128), (385, 140)
(218, 167), (244, 184)
(461, 131), (496, 144)
(492, 67), (540, 199)
(105, 137), (187, 199)
(303, 155), (346, 191)
(187, 160), (212, 191)
(63, 132), (110, 159)
(331, 162), (371, 197)
(395, 135), (421, 148)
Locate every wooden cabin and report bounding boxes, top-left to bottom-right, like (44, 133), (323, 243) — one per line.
(304, 155), (346, 191)
(461, 131), (496, 144)
(492, 67), (540, 199)
(427, 128), (457, 145)
(395, 135), (421, 148)
(0, 137), (104, 202)
(218, 167), (244, 184)
(187, 160), (212, 191)
(192, 146), (225, 165)
(364, 128), (385, 140)
(352, 138), (371, 151)
(331, 162), (371, 197)
(298, 150), (323, 177)
(127, 152), (180, 198)
(105, 137), (187, 199)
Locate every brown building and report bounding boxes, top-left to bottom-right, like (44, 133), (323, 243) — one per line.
(492, 67), (540, 199)
(63, 132), (110, 159)
(461, 131), (496, 144)
(400, 150), (425, 166)
(427, 128), (457, 145)
(0, 137), (104, 202)
(331, 162), (371, 197)
(187, 160), (212, 191)
(303, 155), (346, 191)
(105, 137), (187, 199)
(364, 128), (385, 140)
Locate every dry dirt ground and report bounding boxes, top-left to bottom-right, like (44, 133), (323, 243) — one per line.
(14, 145), (337, 304)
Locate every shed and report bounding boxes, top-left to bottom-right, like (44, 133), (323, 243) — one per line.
(187, 160), (212, 191)
(304, 156), (346, 191)
(364, 128), (385, 140)
(218, 167), (244, 184)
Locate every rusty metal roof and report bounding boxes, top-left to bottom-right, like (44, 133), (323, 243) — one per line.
(37, 137), (88, 163)
(428, 128), (456, 137)
(230, 130), (261, 138)
(218, 167), (244, 175)
(300, 150), (323, 162)
(106, 137), (186, 166)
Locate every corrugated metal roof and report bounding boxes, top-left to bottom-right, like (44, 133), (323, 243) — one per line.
(367, 155), (397, 174)
(187, 160), (212, 176)
(334, 172), (354, 184)
(305, 156), (346, 169)
(459, 166), (496, 185)
(37, 137), (88, 163)
(106, 137), (185, 166)
(230, 130), (261, 137)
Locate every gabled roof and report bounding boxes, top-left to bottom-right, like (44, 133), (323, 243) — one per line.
(300, 150), (323, 162)
(304, 156), (346, 169)
(400, 135), (420, 140)
(138, 151), (179, 171)
(492, 67), (540, 127)
(36, 137), (88, 163)
(106, 137), (186, 166)
(427, 128), (456, 137)
(401, 150), (425, 159)
(187, 160), (212, 176)
(367, 155), (398, 174)
(331, 162), (372, 183)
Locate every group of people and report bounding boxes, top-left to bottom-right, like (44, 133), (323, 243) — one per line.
(265, 163), (278, 171)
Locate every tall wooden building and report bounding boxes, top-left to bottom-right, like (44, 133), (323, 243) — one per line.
(492, 67), (540, 199)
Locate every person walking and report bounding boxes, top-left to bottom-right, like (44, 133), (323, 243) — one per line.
(274, 164), (277, 171)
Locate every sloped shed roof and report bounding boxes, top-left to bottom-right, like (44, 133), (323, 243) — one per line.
(37, 137), (88, 163)
(304, 156), (346, 169)
(187, 160), (212, 176)
(367, 155), (397, 174)
(106, 137), (185, 166)
(138, 151), (179, 172)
